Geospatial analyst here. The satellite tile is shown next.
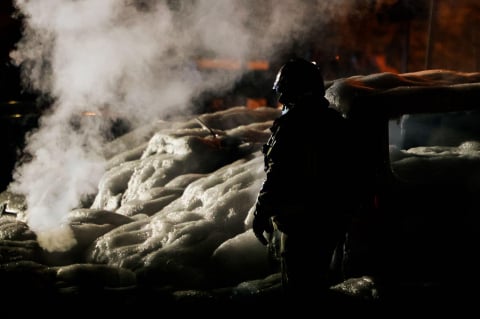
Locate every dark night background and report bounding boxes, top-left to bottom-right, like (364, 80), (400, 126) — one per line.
(1, 1), (28, 194)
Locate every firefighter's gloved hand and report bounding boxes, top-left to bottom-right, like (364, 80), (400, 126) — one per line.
(253, 210), (273, 246)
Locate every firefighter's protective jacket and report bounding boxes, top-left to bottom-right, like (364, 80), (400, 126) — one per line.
(255, 100), (355, 233)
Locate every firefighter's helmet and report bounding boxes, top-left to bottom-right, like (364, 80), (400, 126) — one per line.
(273, 58), (325, 105)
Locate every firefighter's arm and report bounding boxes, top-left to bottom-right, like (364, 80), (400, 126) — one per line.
(252, 191), (275, 246)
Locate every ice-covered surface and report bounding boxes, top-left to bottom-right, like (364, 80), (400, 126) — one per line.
(391, 141), (480, 186)
(326, 69), (480, 118)
(0, 106), (291, 313)
(2, 70), (480, 313)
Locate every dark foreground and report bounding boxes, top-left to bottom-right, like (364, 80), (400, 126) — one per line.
(2, 273), (477, 318)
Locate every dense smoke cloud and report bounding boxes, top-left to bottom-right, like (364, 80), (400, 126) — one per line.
(8, 0), (352, 251)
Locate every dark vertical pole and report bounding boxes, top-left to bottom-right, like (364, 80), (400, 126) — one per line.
(473, 17), (480, 70)
(425, 0), (437, 69)
(402, 20), (410, 72)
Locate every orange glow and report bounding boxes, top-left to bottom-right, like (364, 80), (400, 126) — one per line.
(81, 111), (97, 116)
(246, 60), (269, 70)
(196, 58), (242, 70)
(374, 54), (398, 73)
(196, 58), (270, 71)
(246, 98), (267, 109)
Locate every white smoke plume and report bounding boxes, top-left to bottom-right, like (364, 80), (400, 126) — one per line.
(8, 0), (353, 251)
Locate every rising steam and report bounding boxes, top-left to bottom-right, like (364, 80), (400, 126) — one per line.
(8, 0), (352, 251)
